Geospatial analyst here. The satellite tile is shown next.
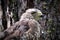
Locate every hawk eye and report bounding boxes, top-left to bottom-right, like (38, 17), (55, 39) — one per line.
(32, 12), (36, 14)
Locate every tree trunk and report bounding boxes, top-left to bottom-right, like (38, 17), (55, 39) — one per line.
(0, 1), (4, 31)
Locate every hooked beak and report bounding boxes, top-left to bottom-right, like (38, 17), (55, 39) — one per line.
(37, 11), (44, 17)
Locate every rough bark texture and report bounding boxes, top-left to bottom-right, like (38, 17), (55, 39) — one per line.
(0, 0), (4, 32)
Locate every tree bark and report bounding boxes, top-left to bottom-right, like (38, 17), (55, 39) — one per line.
(0, 1), (4, 31)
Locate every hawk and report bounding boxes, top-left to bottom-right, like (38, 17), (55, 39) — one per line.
(0, 8), (43, 40)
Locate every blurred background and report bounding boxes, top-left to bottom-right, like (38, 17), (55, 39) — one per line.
(0, 0), (60, 40)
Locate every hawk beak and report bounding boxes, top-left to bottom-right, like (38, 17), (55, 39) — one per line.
(37, 12), (44, 17)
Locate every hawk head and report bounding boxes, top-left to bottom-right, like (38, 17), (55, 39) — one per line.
(26, 8), (43, 21)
